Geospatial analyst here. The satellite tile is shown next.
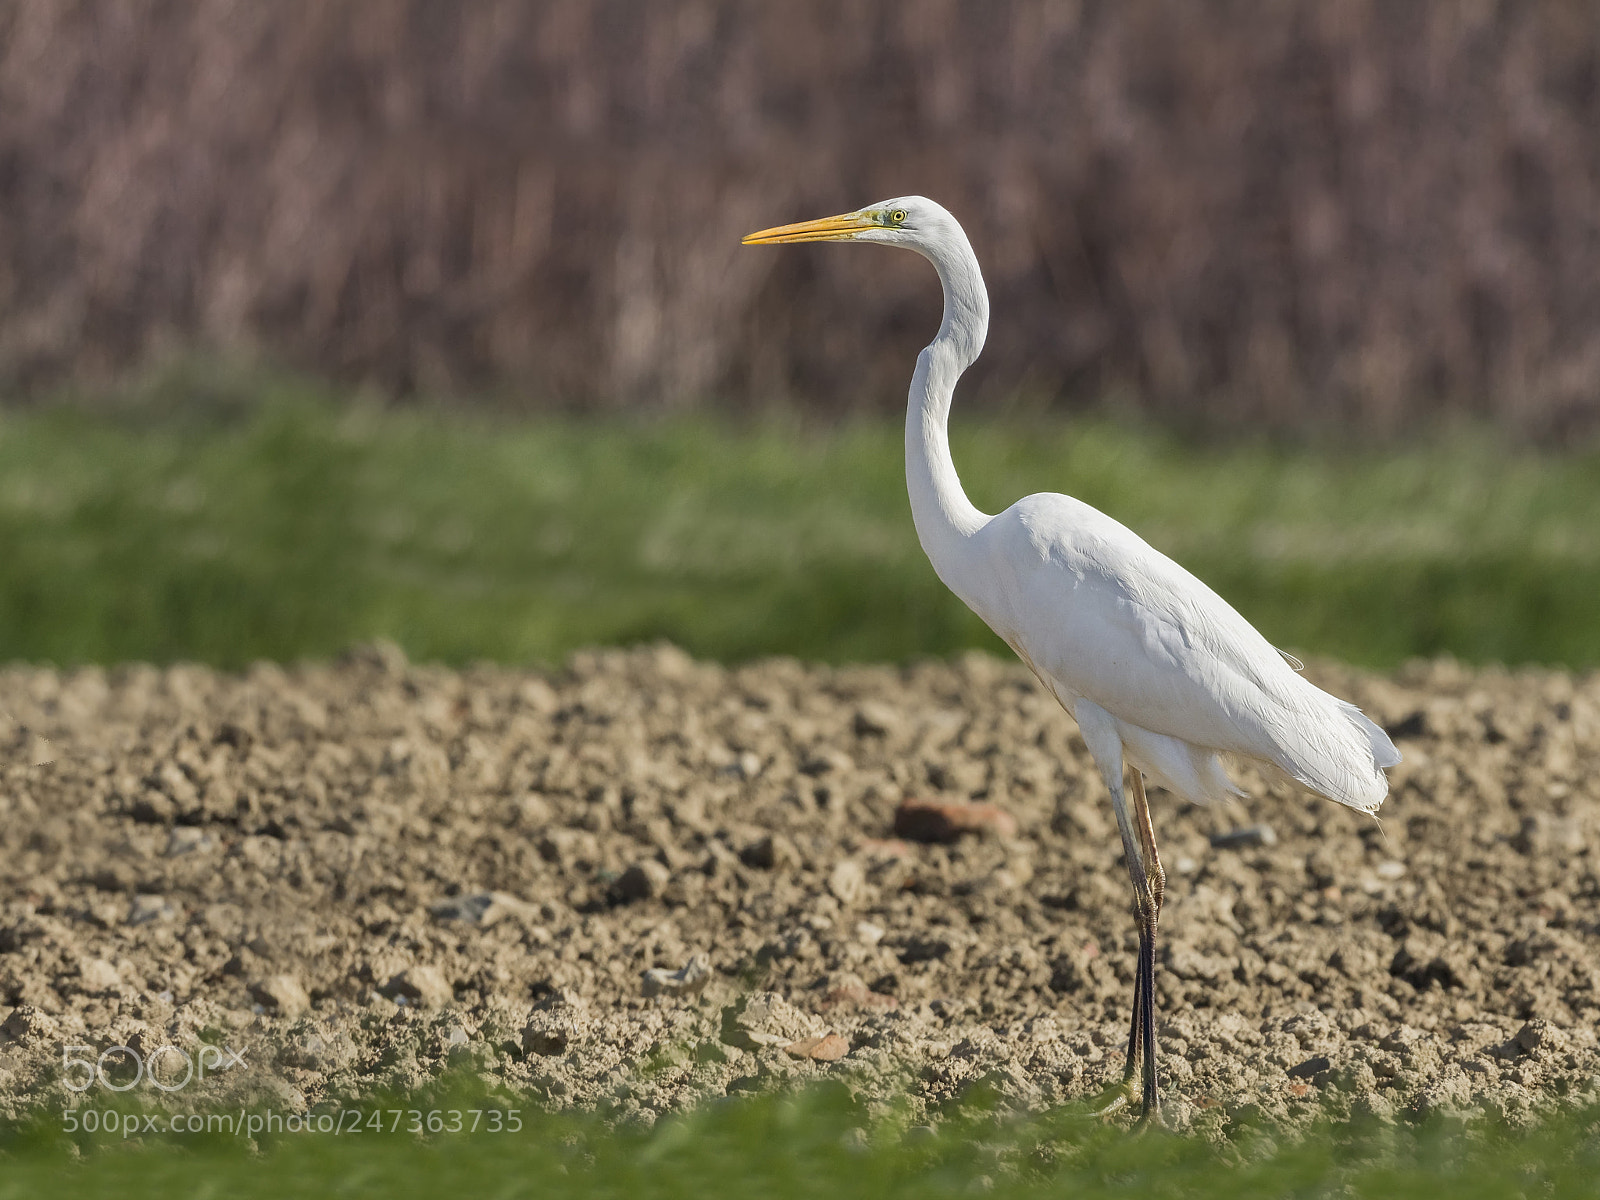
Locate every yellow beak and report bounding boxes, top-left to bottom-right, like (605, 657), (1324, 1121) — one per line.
(742, 211), (874, 245)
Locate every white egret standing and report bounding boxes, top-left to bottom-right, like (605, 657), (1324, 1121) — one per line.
(743, 197), (1400, 1123)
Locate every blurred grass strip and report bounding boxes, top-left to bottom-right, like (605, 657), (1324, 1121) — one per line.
(4, 1081), (1600, 1199)
(0, 391), (1596, 669)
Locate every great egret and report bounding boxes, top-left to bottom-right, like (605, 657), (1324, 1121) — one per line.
(743, 197), (1400, 1123)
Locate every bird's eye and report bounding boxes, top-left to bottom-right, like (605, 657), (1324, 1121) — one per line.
(889, 209), (908, 225)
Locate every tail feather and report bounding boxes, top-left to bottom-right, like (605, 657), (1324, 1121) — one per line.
(1266, 688), (1400, 814)
(1343, 702), (1402, 768)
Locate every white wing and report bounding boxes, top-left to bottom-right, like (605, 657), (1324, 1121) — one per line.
(953, 493), (1399, 811)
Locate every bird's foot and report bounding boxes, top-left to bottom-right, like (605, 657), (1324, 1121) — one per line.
(1068, 1075), (1139, 1120)
(1067, 1077), (1169, 1130)
(1130, 1100), (1167, 1134)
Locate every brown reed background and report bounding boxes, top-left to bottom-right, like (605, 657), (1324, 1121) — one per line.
(2, 1), (1600, 435)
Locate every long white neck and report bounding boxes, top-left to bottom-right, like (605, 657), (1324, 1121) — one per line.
(905, 226), (991, 587)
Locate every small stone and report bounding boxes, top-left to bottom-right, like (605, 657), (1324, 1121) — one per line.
(126, 894), (176, 926)
(720, 992), (823, 1051)
(521, 994), (582, 1057)
(852, 703), (901, 738)
(740, 834), (800, 871)
(251, 973), (311, 1019)
(828, 859), (865, 904)
(854, 921), (885, 947)
(164, 827), (215, 857)
(385, 965), (453, 1008)
(1209, 823), (1277, 849)
(0, 713), (55, 771)
(517, 793), (552, 826)
(613, 860), (671, 902)
(1515, 1019), (1566, 1056)
(428, 891), (539, 928)
(78, 958), (122, 993)
(641, 954), (712, 998)
(991, 852), (1034, 890)
(1375, 859), (1407, 880)
(892, 798), (1017, 844)
(783, 1033), (850, 1062)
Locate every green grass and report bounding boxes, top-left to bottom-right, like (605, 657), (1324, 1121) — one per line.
(3, 1082), (1600, 1199)
(1, 376), (1598, 670)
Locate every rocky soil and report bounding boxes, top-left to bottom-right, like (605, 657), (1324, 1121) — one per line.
(0, 644), (1596, 1133)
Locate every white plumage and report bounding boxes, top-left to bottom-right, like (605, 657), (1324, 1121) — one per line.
(962, 492), (1401, 812)
(744, 195), (1399, 1122)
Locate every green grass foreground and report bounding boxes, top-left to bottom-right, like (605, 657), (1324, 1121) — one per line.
(3, 1084), (1599, 1199)
(1, 384), (1598, 669)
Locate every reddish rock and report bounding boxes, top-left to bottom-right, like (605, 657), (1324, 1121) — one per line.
(783, 1033), (850, 1062)
(892, 797), (1017, 843)
(817, 983), (899, 1012)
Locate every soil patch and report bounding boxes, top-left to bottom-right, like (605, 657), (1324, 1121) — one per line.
(0, 645), (1596, 1132)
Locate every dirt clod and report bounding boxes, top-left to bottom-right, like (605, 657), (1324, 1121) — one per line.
(828, 859), (866, 904)
(740, 834), (800, 871)
(614, 861), (671, 903)
(386, 966), (453, 1009)
(722, 993), (822, 1051)
(251, 974), (310, 1019)
(641, 955), (711, 999)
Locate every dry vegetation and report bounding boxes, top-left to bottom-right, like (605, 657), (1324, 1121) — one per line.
(3, 2), (1600, 433)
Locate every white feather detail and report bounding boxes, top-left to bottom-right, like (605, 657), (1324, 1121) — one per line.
(946, 492), (1400, 814)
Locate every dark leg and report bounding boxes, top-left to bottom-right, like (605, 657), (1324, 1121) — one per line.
(1135, 923), (1158, 1117)
(1122, 942), (1144, 1084)
(1127, 769), (1165, 1122)
(1080, 763), (1166, 1123)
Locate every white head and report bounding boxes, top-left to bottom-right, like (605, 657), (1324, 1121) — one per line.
(743, 195), (966, 259)
(743, 195), (987, 360)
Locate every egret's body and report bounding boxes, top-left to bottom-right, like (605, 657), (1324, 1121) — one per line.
(744, 197), (1399, 1121)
